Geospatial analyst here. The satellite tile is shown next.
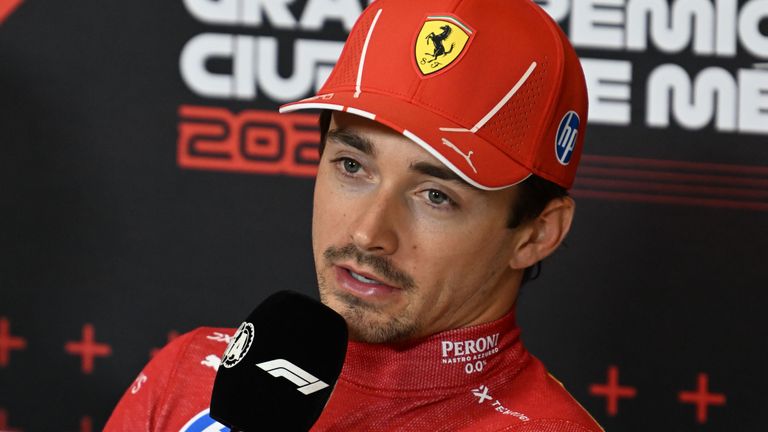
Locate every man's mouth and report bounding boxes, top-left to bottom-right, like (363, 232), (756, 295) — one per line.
(348, 269), (382, 284)
(323, 244), (416, 291)
(334, 265), (400, 299)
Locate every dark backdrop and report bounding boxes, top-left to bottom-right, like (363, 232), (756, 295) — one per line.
(1, 0), (766, 430)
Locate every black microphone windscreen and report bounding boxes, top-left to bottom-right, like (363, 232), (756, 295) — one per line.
(210, 290), (348, 431)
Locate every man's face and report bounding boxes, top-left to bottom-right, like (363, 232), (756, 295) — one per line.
(313, 112), (523, 343)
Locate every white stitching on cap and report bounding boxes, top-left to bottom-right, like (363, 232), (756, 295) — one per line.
(279, 102), (345, 113)
(438, 127), (472, 132)
(346, 107), (376, 120)
(355, 8), (383, 98)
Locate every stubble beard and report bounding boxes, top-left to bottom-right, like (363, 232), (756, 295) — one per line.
(317, 245), (420, 344)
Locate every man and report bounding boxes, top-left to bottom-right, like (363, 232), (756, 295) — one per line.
(106, 0), (601, 430)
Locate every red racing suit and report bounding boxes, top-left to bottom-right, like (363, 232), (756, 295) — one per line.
(105, 311), (603, 431)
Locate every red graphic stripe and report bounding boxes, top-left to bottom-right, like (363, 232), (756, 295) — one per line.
(575, 155), (768, 210)
(582, 154), (768, 176)
(575, 178), (768, 199)
(578, 167), (768, 188)
(572, 189), (768, 212)
(0, 0), (22, 24)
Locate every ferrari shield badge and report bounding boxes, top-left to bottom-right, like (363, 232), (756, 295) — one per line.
(414, 15), (474, 76)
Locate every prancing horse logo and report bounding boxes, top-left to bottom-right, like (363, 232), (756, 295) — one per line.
(415, 15), (474, 76)
(425, 25), (454, 62)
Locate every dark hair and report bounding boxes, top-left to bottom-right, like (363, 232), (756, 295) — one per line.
(317, 110), (568, 284)
(318, 110), (333, 155)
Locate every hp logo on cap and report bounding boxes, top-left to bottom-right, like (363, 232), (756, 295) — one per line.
(555, 111), (580, 165)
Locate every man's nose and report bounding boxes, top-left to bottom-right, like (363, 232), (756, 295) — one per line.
(348, 188), (400, 255)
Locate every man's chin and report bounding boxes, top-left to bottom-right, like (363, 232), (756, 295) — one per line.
(322, 291), (417, 344)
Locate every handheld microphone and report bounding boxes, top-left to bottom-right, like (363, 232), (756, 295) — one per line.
(210, 290), (348, 432)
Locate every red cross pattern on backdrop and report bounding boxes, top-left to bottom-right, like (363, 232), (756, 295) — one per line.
(679, 373), (727, 424)
(0, 317), (26, 367)
(589, 365), (727, 423)
(64, 323), (112, 374)
(589, 365), (637, 416)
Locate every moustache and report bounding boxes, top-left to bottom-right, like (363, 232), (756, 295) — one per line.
(323, 244), (416, 291)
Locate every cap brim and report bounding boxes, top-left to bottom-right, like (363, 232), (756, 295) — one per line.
(280, 91), (532, 190)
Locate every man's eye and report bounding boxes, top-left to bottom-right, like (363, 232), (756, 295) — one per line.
(341, 158), (361, 174)
(426, 189), (451, 205)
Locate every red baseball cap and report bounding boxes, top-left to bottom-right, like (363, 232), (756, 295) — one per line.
(280, 0), (588, 190)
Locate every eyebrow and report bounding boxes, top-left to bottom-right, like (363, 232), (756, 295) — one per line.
(327, 128), (375, 156)
(328, 127), (473, 188)
(410, 161), (473, 188)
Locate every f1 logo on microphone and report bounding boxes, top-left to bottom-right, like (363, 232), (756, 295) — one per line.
(256, 359), (329, 395)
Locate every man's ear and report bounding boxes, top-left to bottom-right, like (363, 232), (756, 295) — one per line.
(508, 197), (575, 270)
